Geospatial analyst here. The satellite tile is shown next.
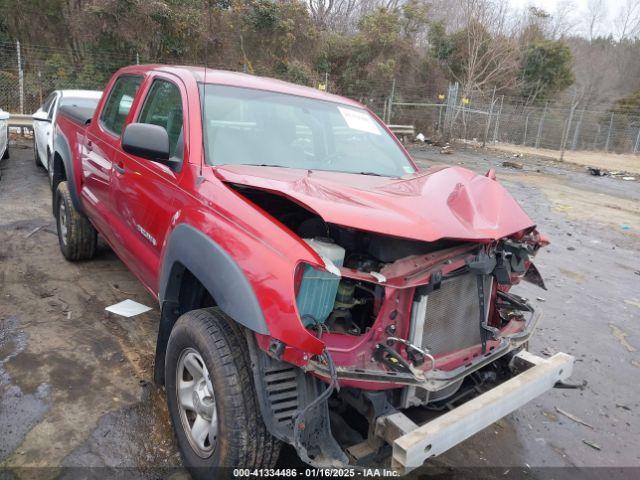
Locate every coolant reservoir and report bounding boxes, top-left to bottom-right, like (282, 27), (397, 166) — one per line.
(296, 238), (345, 327)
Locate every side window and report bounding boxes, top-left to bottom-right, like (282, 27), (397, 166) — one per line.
(100, 75), (143, 136)
(138, 80), (184, 160)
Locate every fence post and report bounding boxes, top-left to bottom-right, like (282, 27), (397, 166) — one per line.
(535, 101), (548, 148)
(17, 40), (24, 114)
(444, 82), (458, 139)
(482, 86), (496, 147)
(382, 99), (388, 125)
(604, 112), (614, 152)
(634, 127), (640, 154)
(387, 78), (396, 124)
(136, 51), (140, 65)
(522, 112), (529, 145)
(492, 95), (504, 143)
(37, 70), (43, 105)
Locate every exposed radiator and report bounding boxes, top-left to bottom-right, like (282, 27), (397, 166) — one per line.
(411, 273), (493, 356)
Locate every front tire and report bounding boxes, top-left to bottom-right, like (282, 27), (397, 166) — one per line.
(165, 308), (281, 478)
(55, 181), (97, 260)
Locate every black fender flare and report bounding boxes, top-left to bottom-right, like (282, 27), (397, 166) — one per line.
(154, 223), (269, 383)
(52, 130), (84, 214)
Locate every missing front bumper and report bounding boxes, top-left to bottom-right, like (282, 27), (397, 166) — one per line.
(376, 350), (574, 472)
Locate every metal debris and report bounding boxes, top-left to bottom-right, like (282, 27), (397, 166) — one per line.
(582, 439), (601, 450)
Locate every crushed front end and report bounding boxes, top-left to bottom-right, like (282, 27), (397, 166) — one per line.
(222, 170), (574, 471)
(247, 224), (573, 470)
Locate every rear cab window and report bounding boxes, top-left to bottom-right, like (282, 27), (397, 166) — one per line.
(100, 75), (143, 136)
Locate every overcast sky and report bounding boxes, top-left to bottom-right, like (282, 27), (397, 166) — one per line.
(507, 0), (626, 37)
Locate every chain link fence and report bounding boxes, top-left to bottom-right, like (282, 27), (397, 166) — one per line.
(387, 82), (640, 157)
(2, 39), (640, 159)
(0, 40), (137, 115)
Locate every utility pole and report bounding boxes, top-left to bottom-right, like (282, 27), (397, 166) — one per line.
(387, 78), (396, 124)
(560, 93), (578, 161)
(535, 101), (548, 149)
(604, 112), (614, 152)
(571, 108), (585, 151)
(17, 40), (24, 114)
(492, 95), (504, 143)
(482, 86), (496, 147)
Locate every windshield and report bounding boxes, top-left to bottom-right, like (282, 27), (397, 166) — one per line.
(200, 84), (415, 177)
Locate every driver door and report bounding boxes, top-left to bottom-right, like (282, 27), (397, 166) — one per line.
(110, 75), (187, 291)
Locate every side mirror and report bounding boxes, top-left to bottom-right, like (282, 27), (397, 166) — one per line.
(0, 111), (9, 121)
(32, 110), (50, 122)
(122, 123), (177, 168)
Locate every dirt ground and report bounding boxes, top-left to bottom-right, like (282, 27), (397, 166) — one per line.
(489, 141), (640, 176)
(0, 139), (639, 478)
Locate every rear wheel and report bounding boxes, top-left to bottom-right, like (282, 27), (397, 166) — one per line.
(165, 308), (281, 478)
(55, 181), (97, 261)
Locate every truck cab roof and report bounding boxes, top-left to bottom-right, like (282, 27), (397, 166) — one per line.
(115, 64), (364, 109)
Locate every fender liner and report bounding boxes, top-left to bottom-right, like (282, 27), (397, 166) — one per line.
(53, 129), (84, 214)
(154, 223), (269, 383)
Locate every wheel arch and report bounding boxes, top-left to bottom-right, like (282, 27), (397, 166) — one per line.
(52, 130), (83, 214)
(154, 223), (269, 384)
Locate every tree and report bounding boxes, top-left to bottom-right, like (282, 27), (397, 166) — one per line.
(433, 0), (520, 96)
(520, 40), (574, 104)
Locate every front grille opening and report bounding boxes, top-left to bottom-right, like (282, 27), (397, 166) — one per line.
(414, 273), (493, 356)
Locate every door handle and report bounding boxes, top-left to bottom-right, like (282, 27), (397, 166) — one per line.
(114, 162), (125, 174)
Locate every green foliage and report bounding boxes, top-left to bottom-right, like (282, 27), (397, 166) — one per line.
(0, 0), (581, 113)
(428, 21), (453, 61)
(520, 40), (574, 102)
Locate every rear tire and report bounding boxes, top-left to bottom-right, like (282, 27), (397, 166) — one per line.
(165, 308), (281, 478)
(55, 181), (97, 261)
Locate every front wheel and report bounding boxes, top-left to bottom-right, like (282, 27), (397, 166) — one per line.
(165, 308), (281, 478)
(55, 181), (97, 261)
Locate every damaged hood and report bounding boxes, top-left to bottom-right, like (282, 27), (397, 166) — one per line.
(214, 164), (535, 242)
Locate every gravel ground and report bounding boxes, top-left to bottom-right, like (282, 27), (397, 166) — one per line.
(0, 139), (638, 478)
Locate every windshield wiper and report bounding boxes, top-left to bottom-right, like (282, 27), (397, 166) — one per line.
(356, 171), (384, 176)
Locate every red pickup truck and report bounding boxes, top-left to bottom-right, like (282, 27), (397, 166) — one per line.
(51, 64), (573, 475)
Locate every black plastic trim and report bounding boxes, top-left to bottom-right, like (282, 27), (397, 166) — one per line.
(159, 224), (269, 335)
(53, 129), (84, 214)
